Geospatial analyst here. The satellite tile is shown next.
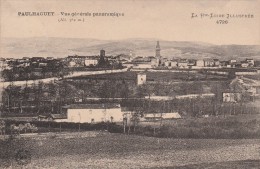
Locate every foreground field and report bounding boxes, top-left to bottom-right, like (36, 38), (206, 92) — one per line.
(1, 132), (260, 169)
(150, 160), (260, 169)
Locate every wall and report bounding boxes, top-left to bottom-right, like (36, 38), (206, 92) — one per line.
(67, 108), (123, 123)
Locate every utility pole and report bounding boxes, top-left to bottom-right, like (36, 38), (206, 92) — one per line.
(78, 112), (81, 132)
(123, 116), (127, 134)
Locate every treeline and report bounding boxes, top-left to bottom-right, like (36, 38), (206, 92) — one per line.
(121, 99), (258, 117)
(1, 81), (73, 114)
(1, 77), (252, 117)
(1, 60), (68, 81)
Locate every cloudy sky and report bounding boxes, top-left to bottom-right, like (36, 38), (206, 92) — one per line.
(0, 0), (259, 45)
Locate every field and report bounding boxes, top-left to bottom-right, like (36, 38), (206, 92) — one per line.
(140, 114), (260, 128)
(244, 74), (260, 81)
(70, 71), (228, 82)
(1, 132), (260, 169)
(66, 71), (230, 99)
(151, 160), (260, 169)
(137, 114), (260, 139)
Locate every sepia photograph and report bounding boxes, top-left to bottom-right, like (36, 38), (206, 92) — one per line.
(0, 0), (260, 168)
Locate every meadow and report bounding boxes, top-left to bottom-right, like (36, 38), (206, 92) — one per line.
(71, 71), (228, 82)
(0, 132), (259, 169)
(136, 114), (260, 139)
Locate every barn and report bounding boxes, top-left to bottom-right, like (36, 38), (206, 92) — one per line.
(62, 103), (123, 123)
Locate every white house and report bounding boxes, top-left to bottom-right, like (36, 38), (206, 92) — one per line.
(62, 104), (123, 123)
(151, 58), (159, 67)
(84, 57), (99, 67)
(165, 60), (178, 68)
(196, 60), (204, 67)
(229, 59), (237, 65)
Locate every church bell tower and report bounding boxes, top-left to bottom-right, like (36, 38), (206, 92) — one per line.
(155, 41), (161, 58)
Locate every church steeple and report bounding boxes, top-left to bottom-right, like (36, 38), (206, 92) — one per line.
(155, 41), (161, 58)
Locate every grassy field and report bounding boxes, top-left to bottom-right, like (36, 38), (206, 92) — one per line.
(140, 114), (260, 128)
(70, 71), (228, 81)
(0, 132), (260, 169)
(137, 114), (260, 139)
(149, 160), (260, 169)
(244, 74), (260, 81)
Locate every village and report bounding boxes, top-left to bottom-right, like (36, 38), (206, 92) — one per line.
(1, 0), (260, 167)
(0, 41), (260, 168)
(0, 41), (259, 136)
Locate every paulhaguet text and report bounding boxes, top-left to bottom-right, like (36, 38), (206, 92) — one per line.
(18, 12), (55, 16)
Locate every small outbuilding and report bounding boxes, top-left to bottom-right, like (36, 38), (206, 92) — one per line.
(143, 112), (181, 121)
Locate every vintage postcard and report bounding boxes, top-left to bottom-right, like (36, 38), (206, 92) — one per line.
(0, 0), (260, 168)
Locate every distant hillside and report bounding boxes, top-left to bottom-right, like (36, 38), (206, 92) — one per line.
(1, 37), (260, 60)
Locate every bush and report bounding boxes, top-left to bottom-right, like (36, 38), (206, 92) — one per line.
(3, 120), (123, 134)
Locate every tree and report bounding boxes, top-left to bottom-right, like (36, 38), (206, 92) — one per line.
(2, 69), (15, 81)
(98, 81), (111, 98)
(3, 84), (22, 112)
(135, 84), (154, 98)
(35, 81), (44, 113)
(0, 120), (6, 136)
(120, 81), (130, 99)
(131, 111), (141, 133)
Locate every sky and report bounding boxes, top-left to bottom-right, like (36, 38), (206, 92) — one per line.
(0, 0), (260, 45)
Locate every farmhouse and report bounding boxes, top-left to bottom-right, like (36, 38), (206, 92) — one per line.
(62, 103), (123, 123)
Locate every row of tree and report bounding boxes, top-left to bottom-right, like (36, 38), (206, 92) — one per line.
(1, 61), (67, 81)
